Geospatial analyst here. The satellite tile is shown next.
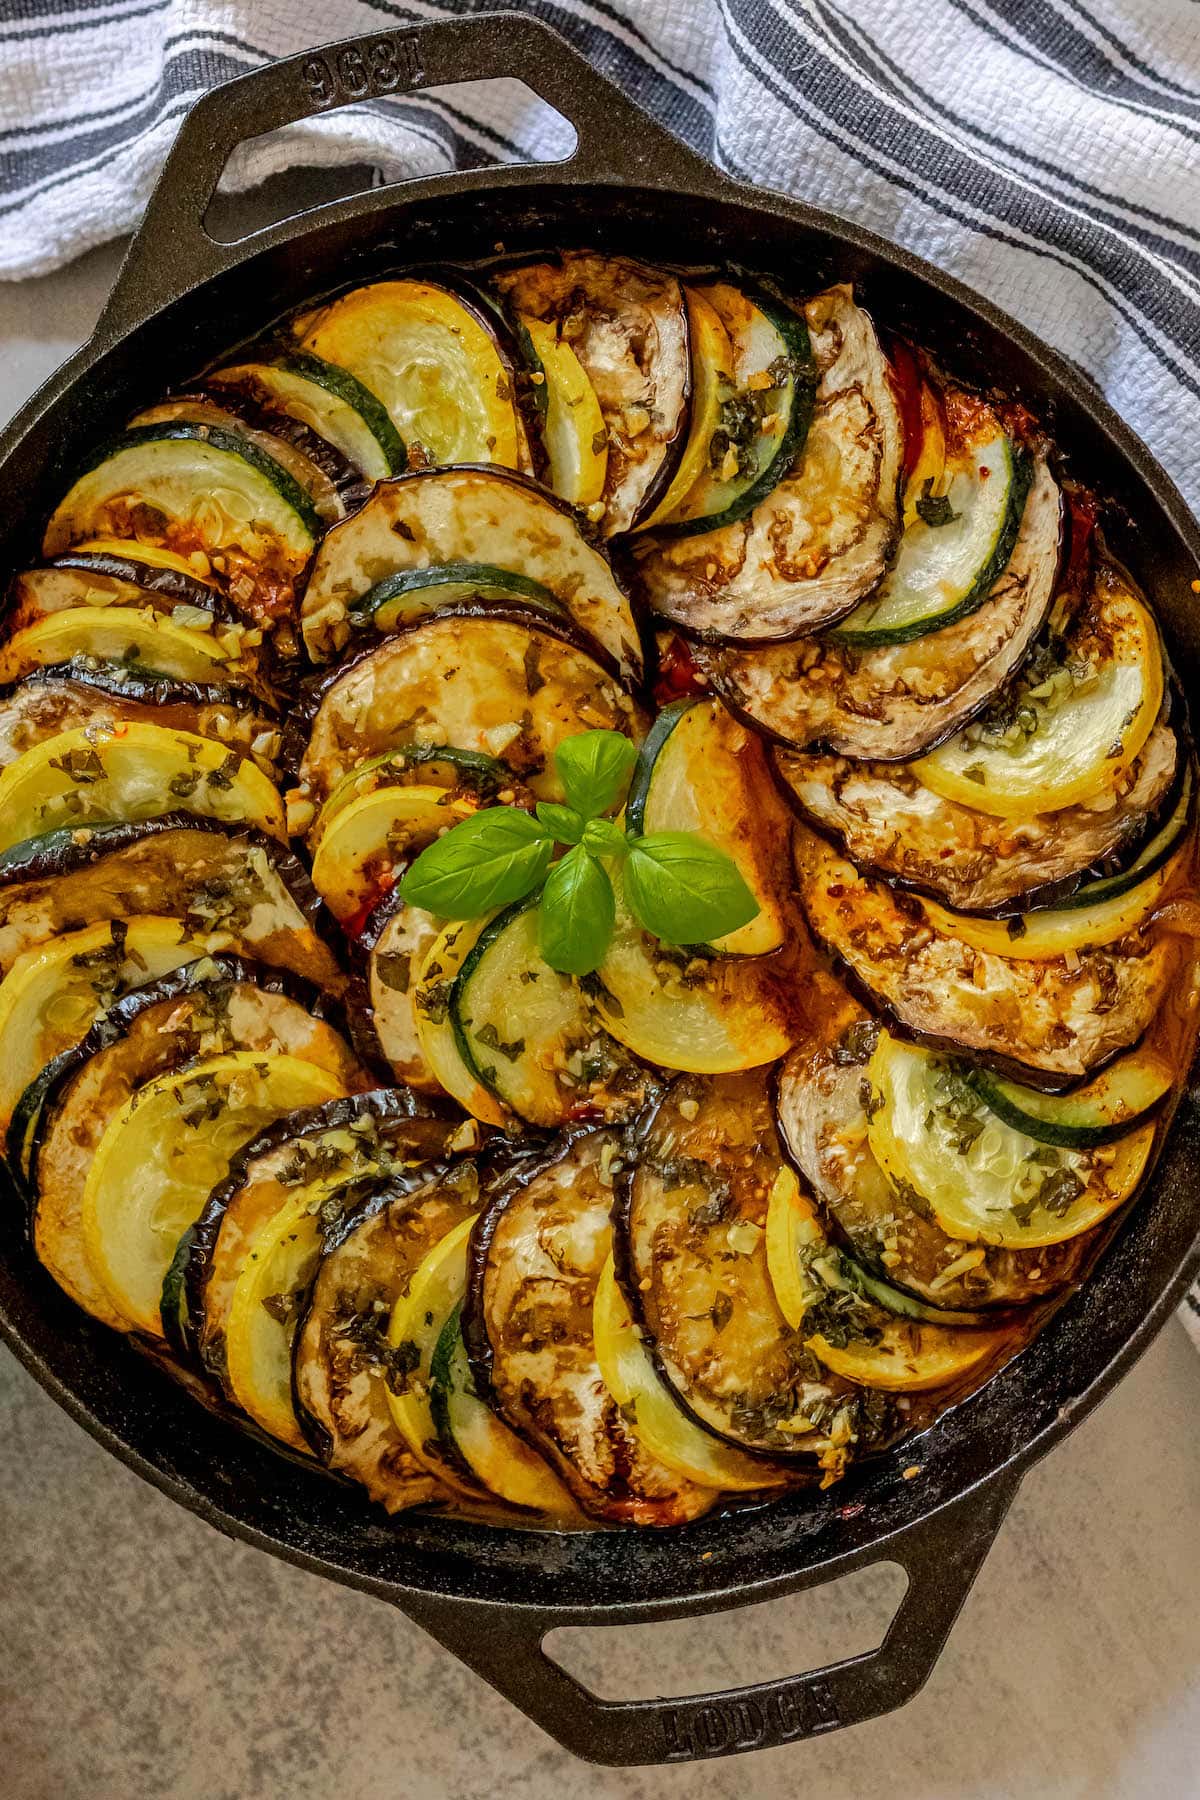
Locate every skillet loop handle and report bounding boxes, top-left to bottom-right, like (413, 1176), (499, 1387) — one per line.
(397, 1477), (1018, 1767)
(96, 15), (713, 338)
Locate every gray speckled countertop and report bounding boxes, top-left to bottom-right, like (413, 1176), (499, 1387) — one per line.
(1, 241), (1199, 1800)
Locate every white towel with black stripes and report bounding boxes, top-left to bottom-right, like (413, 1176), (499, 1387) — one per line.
(2, 0), (1199, 1344)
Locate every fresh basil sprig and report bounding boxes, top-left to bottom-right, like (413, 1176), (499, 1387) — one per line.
(397, 728), (758, 975)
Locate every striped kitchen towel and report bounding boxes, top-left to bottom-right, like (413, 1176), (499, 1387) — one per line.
(1, 0), (1198, 1344)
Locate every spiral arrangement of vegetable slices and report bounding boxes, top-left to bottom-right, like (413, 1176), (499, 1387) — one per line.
(2, 252), (1196, 1525)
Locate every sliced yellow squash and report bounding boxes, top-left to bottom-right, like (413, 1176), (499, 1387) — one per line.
(224, 1186), (327, 1451)
(82, 1052), (348, 1336)
(0, 606), (237, 687)
(914, 585), (1163, 815)
(0, 721), (285, 855)
(298, 280), (521, 469)
(412, 919), (507, 1125)
(865, 1030), (1155, 1248)
(521, 314), (608, 507)
(310, 784), (475, 921)
(636, 286), (733, 531)
(384, 1214), (483, 1500)
(921, 850), (1181, 960)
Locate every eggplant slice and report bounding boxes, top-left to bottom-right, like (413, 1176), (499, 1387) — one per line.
(298, 466), (642, 681)
(773, 713), (1180, 913)
(185, 1091), (456, 1381)
(773, 976), (1089, 1307)
(292, 1157), (488, 1512)
(493, 253), (691, 535)
(697, 456), (1063, 758)
(29, 959), (365, 1329)
(295, 611), (643, 809)
(463, 1128), (717, 1524)
(361, 889), (442, 1090)
(0, 816), (343, 989)
(793, 825), (1175, 1087)
(635, 285), (902, 643)
(6, 548), (229, 637)
(616, 1069), (899, 1466)
(0, 664), (281, 778)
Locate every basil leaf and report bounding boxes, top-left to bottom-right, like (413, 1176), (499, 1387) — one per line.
(624, 832), (759, 945)
(538, 846), (615, 976)
(397, 807), (553, 917)
(535, 801), (585, 844)
(554, 729), (637, 819)
(581, 817), (629, 858)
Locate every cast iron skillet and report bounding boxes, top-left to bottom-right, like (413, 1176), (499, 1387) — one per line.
(1, 16), (1198, 1767)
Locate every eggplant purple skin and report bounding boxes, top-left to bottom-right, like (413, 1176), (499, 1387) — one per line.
(0, 658), (282, 725)
(176, 1086), (443, 1368)
(793, 872), (1149, 1096)
(764, 707), (1191, 921)
(608, 1092), (826, 1465)
(14, 952), (340, 1224)
(188, 379), (373, 508)
(25, 547), (237, 618)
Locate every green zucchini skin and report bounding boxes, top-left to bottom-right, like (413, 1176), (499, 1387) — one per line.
(427, 1302), (499, 1490)
(624, 697), (697, 836)
(71, 422), (324, 540)
(966, 1063), (1171, 1150)
(346, 562), (567, 633)
(828, 446), (1033, 649)
(1049, 760), (1193, 913)
(838, 1251), (990, 1327)
(654, 287), (816, 539)
(276, 352), (407, 475)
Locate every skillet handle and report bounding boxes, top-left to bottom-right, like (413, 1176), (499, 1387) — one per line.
(396, 1475), (1019, 1766)
(95, 14), (715, 338)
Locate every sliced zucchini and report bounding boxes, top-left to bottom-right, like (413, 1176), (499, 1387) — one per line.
(450, 895), (648, 1128)
(413, 918), (507, 1124)
(297, 612), (642, 808)
(492, 253), (691, 535)
(298, 466), (642, 682)
(292, 1158), (483, 1508)
(698, 457), (1062, 759)
(914, 568), (1164, 813)
(921, 843), (1184, 960)
(0, 606), (259, 690)
(617, 1071), (898, 1470)
(771, 717), (1181, 914)
(0, 817), (342, 991)
(0, 663), (282, 780)
(0, 722), (285, 856)
(184, 1090), (454, 1371)
(0, 916), (232, 1134)
(7, 547), (223, 636)
(297, 279), (522, 470)
(637, 285), (895, 641)
(82, 1051), (349, 1336)
(829, 394), (1030, 646)
(625, 696), (792, 955)
(865, 1030), (1155, 1248)
(967, 1047), (1173, 1149)
(310, 783), (476, 922)
(130, 396), (343, 525)
(429, 1306), (574, 1514)
(30, 961), (361, 1328)
(1055, 761), (1193, 908)
(362, 890), (441, 1090)
(464, 1128), (716, 1524)
(635, 286), (734, 533)
(586, 876), (794, 1072)
(43, 424), (319, 627)
(773, 977), (1091, 1307)
(593, 1256), (784, 1492)
(210, 355), (405, 480)
(644, 280), (813, 536)
(518, 315), (607, 508)
(793, 825), (1173, 1086)
(762, 1166), (1007, 1390)
(346, 562), (567, 638)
